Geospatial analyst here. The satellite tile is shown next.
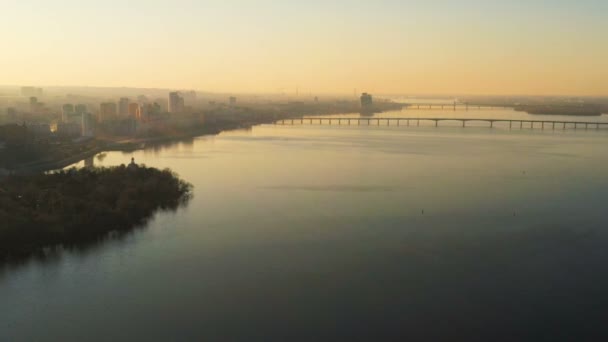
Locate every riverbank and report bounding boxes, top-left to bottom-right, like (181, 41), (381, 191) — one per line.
(6, 102), (403, 173)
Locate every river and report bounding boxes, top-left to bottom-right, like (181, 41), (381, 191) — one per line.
(3, 106), (608, 340)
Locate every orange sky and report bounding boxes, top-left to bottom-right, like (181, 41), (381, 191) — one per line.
(1, 1), (607, 96)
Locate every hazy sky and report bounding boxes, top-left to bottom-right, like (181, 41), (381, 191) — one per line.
(2, 0), (607, 95)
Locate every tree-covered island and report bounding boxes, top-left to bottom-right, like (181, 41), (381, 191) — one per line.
(0, 163), (192, 261)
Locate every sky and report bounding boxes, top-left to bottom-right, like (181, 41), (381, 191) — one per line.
(1, 0), (607, 96)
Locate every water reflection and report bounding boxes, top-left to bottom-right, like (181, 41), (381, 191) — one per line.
(261, 184), (399, 192)
(0, 189), (192, 274)
(3, 109), (608, 340)
(305, 107), (608, 125)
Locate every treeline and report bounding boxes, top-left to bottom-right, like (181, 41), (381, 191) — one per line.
(514, 104), (604, 116)
(0, 124), (48, 168)
(0, 124), (30, 146)
(0, 123), (104, 170)
(0, 165), (192, 260)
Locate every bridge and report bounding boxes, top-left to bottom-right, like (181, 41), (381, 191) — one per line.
(276, 117), (608, 130)
(403, 103), (508, 110)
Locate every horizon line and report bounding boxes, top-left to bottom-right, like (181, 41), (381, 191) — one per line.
(0, 84), (607, 99)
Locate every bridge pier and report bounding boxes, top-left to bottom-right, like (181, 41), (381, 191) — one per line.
(279, 117), (604, 132)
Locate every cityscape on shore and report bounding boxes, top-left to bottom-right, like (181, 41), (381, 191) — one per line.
(5, 87), (214, 139)
(0, 86), (401, 174)
(2, 86), (392, 139)
(2, 85), (608, 176)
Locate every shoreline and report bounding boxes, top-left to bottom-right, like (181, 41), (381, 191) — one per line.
(0, 166), (192, 261)
(12, 108), (401, 173)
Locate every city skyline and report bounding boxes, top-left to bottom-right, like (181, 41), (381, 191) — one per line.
(2, 0), (607, 96)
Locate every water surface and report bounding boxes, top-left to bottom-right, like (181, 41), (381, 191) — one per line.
(3, 109), (608, 340)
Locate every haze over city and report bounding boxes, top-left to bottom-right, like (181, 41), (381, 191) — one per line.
(2, 0), (607, 95)
(2, 1), (608, 341)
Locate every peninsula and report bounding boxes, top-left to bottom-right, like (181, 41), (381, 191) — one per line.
(0, 163), (192, 261)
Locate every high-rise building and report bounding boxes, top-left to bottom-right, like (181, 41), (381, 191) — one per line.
(168, 92), (185, 113)
(137, 95), (148, 103)
(29, 97), (38, 112)
(360, 93), (373, 108)
(62, 104), (74, 114)
(75, 104), (87, 114)
(154, 98), (169, 112)
(128, 103), (140, 118)
(137, 104), (147, 121)
(119, 98), (130, 116)
(62, 104), (75, 122)
(100, 102), (118, 121)
(81, 113), (94, 137)
(135, 103), (160, 122)
(229, 96), (237, 105)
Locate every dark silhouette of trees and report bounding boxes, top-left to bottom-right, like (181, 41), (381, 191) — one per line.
(0, 166), (192, 260)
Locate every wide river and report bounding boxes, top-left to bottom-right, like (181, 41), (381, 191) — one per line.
(3, 106), (608, 340)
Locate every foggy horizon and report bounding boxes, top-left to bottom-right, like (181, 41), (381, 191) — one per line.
(3, 2), (608, 341)
(1, 84), (606, 99)
(2, 1), (607, 96)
